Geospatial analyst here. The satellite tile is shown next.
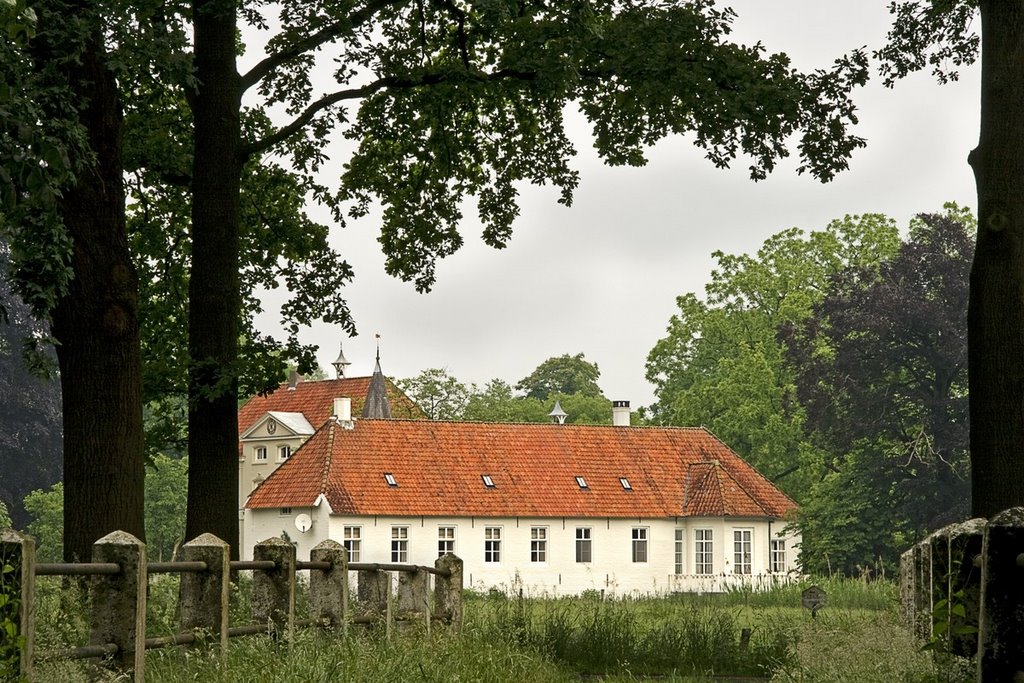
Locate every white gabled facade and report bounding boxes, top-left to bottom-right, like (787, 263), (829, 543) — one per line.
(246, 510), (800, 596)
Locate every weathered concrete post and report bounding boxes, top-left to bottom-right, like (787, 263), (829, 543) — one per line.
(912, 537), (933, 642)
(252, 537), (296, 641)
(397, 569), (430, 627)
(434, 554), (463, 630)
(357, 568), (389, 618)
(978, 507), (1024, 681)
(90, 530), (146, 678)
(942, 518), (985, 658)
(899, 546), (916, 628)
(179, 533), (230, 651)
(309, 540), (348, 631)
(1, 529), (36, 680)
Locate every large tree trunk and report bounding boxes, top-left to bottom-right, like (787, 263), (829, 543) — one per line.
(968, 1), (1024, 518)
(186, 0), (242, 554)
(50, 26), (145, 562)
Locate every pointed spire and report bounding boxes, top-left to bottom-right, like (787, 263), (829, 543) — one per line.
(331, 342), (351, 379)
(548, 400), (567, 425)
(361, 333), (392, 419)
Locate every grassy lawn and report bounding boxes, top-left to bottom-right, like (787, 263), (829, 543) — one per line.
(24, 577), (972, 682)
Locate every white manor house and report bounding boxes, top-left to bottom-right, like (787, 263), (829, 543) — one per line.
(237, 354), (800, 595)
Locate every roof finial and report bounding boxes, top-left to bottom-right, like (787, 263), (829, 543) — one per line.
(375, 333), (381, 364)
(548, 400), (568, 425)
(331, 342), (351, 379)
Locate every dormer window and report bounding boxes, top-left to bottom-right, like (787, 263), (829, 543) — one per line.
(482, 475), (495, 488)
(384, 472), (398, 487)
(620, 477), (632, 491)
(575, 476), (588, 489)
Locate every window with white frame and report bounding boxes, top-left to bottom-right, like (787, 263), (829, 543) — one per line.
(279, 507), (291, 516)
(575, 527), (592, 563)
(391, 526), (409, 563)
(254, 446), (267, 462)
(733, 529), (752, 575)
(695, 529), (713, 575)
(343, 526), (361, 563)
(530, 527), (548, 562)
(278, 445), (291, 461)
(484, 526), (501, 563)
(674, 529), (684, 574)
(438, 526), (456, 557)
(631, 527), (648, 563)
(770, 539), (786, 573)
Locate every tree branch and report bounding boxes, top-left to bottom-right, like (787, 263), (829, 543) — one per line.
(243, 67), (539, 158)
(239, 0), (407, 93)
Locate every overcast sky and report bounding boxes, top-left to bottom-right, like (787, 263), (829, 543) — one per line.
(253, 2), (979, 409)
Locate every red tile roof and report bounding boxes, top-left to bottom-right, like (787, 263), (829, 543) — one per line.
(238, 377), (424, 437)
(246, 419), (796, 520)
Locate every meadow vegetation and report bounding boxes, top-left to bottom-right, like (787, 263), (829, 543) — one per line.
(23, 577), (970, 682)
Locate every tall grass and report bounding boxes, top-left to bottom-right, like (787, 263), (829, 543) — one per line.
(22, 576), (972, 682)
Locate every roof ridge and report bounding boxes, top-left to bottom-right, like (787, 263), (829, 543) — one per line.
(352, 417), (709, 431)
(319, 419), (337, 496)
(715, 463), (771, 517)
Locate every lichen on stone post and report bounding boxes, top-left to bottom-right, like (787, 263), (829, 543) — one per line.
(309, 539), (348, 632)
(179, 533), (230, 652)
(434, 554), (463, 630)
(252, 537), (296, 641)
(90, 530), (146, 678)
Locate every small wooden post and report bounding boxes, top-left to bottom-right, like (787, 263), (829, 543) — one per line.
(90, 530), (146, 679)
(179, 533), (230, 652)
(978, 507), (1024, 681)
(252, 537), (296, 641)
(309, 540), (348, 631)
(0, 529), (36, 680)
(434, 554), (463, 629)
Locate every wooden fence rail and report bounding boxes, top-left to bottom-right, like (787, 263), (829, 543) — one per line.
(899, 506), (1024, 681)
(0, 529), (464, 682)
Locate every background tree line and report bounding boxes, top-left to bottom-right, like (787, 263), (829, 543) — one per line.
(645, 204), (973, 575)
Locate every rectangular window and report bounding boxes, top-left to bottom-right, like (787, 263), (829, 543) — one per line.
(254, 446), (267, 462)
(530, 527), (548, 563)
(631, 527), (648, 563)
(278, 445), (291, 461)
(484, 526), (501, 563)
(619, 477), (632, 490)
(279, 507), (291, 516)
(674, 528), (684, 575)
(575, 476), (588, 489)
(770, 539), (786, 573)
(384, 472), (398, 487)
(695, 529), (713, 575)
(391, 526), (409, 563)
(733, 529), (753, 575)
(343, 526), (361, 563)
(438, 526), (456, 557)
(481, 474), (495, 488)
(575, 527), (592, 563)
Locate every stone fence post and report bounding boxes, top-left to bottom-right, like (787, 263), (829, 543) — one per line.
(90, 530), (146, 678)
(309, 540), (348, 630)
(357, 568), (390, 618)
(434, 554), (463, 629)
(252, 537), (296, 641)
(1, 529), (36, 680)
(397, 568), (430, 628)
(179, 533), (230, 651)
(931, 518), (985, 658)
(978, 507), (1024, 681)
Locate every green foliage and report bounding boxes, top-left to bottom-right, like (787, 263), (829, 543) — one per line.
(0, 542), (25, 677)
(786, 206), (973, 574)
(0, 502), (11, 530)
(397, 368), (472, 420)
(145, 455), (187, 562)
(22, 482), (62, 563)
(516, 353), (603, 401)
(646, 214), (901, 499)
